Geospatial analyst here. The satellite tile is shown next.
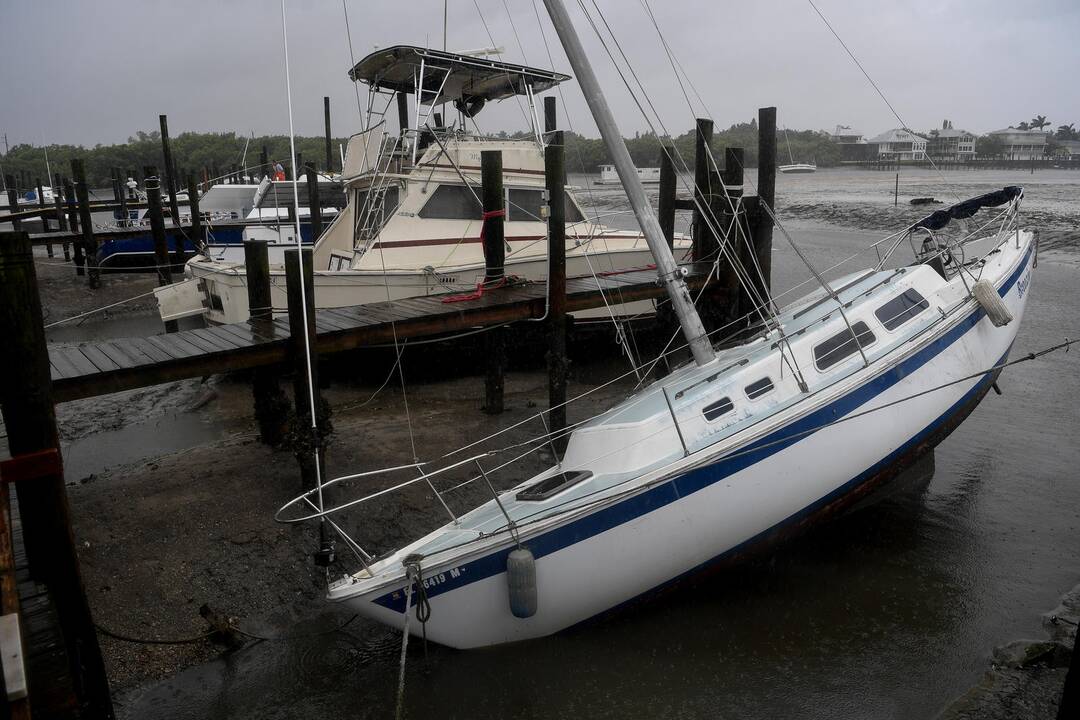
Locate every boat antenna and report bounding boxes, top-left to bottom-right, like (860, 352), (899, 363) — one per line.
(541, 0), (715, 366)
(280, 0), (327, 534)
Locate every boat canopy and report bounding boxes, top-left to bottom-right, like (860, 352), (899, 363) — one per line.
(347, 45), (570, 103)
(913, 186), (1023, 231)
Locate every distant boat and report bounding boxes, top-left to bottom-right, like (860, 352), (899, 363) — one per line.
(780, 127), (817, 173)
(779, 162), (817, 174)
(595, 163), (661, 185)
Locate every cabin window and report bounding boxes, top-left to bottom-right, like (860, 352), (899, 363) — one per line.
(380, 186), (400, 218)
(874, 289), (929, 331)
(508, 188), (544, 222)
(702, 396), (734, 421)
(745, 377), (774, 400)
(418, 184), (482, 220)
(516, 470), (593, 501)
(813, 321), (876, 370)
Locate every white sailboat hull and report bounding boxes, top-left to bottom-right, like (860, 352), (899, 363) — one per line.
(332, 235), (1033, 648)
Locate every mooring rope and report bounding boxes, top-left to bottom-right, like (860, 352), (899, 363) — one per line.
(42, 287), (161, 328)
(395, 567), (416, 720)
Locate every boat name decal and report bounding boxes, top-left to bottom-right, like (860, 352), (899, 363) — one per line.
(1016, 265), (1031, 299)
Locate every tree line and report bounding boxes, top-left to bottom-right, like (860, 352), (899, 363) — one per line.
(0, 121), (844, 190)
(0, 130), (349, 190)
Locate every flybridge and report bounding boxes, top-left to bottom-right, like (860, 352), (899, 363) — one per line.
(348, 45), (571, 104)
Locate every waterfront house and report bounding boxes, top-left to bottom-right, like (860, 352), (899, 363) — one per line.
(866, 129), (928, 161)
(987, 127), (1048, 160)
(926, 128), (976, 162)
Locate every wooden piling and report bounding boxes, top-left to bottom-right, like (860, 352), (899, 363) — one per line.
(145, 166), (177, 332)
(545, 131), (568, 450)
(481, 151), (505, 282)
(324, 96), (334, 173)
(305, 164), (323, 241)
(691, 118), (714, 262)
(53, 172), (70, 261)
(0, 231), (115, 718)
(721, 147), (746, 324)
(63, 178), (83, 271)
(481, 150), (506, 414)
(187, 173), (204, 253)
(753, 106), (776, 295)
(4, 175), (20, 232)
(36, 178), (56, 261)
(245, 239), (288, 446)
(544, 95), (557, 134)
(284, 248), (327, 488)
(654, 142), (679, 376)
(159, 115), (182, 235)
(261, 146), (269, 180)
(71, 159), (100, 288)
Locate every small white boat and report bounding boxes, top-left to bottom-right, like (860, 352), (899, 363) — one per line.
(779, 162), (817, 174)
(595, 163), (661, 184)
(278, 0), (1035, 650)
(780, 127), (816, 173)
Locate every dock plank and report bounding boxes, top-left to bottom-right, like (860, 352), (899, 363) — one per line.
(95, 342), (139, 369)
(55, 347), (98, 377)
(79, 344), (122, 372)
(146, 334), (202, 359)
(190, 327), (245, 351)
(176, 331), (224, 355)
(127, 336), (176, 364)
(50, 353), (79, 380)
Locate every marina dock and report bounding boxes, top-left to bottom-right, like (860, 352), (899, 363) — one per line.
(47, 263), (710, 403)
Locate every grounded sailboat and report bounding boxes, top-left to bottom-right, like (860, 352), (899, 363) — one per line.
(277, 0), (1034, 649)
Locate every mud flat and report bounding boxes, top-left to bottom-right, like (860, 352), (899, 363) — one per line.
(65, 360), (629, 691)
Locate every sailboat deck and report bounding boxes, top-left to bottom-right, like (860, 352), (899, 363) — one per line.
(46, 263), (712, 403)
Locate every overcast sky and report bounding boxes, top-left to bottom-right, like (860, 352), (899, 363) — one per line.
(2, 0), (1078, 149)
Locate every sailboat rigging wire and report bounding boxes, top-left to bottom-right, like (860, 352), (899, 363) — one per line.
(578, 0), (776, 325)
(341, 0), (365, 123)
(804, 0), (960, 202)
(281, 0), (326, 517)
(470, 0), (534, 129)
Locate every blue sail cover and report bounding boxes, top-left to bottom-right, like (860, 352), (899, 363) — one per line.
(912, 186), (1023, 231)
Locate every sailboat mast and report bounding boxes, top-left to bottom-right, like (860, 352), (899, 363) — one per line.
(541, 0), (716, 366)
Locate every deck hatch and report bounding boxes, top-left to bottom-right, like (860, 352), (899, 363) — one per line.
(516, 470), (593, 501)
(875, 289), (929, 331)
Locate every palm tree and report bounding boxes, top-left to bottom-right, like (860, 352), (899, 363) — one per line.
(1057, 123), (1078, 141)
(1029, 115), (1050, 131)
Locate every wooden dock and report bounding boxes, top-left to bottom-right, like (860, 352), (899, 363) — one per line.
(47, 264), (710, 403)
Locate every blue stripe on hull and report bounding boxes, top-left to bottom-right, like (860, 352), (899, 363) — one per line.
(373, 246), (1031, 614)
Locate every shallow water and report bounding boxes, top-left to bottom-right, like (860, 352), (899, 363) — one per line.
(77, 169), (1080, 718)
